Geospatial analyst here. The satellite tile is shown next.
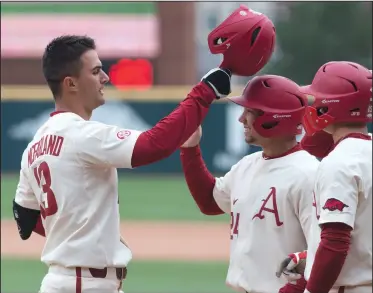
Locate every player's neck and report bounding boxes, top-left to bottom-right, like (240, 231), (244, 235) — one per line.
(55, 102), (92, 121)
(261, 138), (298, 158)
(331, 126), (368, 143)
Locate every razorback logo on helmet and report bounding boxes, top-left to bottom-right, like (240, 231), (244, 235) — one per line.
(116, 130), (131, 140)
(322, 198), (349, 212)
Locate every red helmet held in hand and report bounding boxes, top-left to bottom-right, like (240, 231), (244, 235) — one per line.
(229, 75), (307, 138)
(208, 5), (276, 77)
(301, 61), (372, 136)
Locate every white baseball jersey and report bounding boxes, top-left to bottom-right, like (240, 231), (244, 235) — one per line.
(14, 112), (141, 268)
(213, 148), (320, 293)
(305, 136), (372, 287)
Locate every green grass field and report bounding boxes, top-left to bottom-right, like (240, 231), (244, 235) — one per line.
(1, 174), (228, 222)
(1, 174), (232, 293)
(1, 258), (232, 293)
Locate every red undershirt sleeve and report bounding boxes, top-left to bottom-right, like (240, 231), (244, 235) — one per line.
(33, 214), (46, 237)
(131, 82), (216, 168)
(180, 145), (223, 215)
(306, 222), (351, 293)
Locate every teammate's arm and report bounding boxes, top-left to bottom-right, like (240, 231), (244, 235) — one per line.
(78, 69), (231, 169)
(305, 164), (356, 293)
(13, 167), (45, 239)
(180, 142), (240, 215)
(180, 145), (224, 215)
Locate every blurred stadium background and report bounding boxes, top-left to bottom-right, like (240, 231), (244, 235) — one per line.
(1, 2), (371, 293)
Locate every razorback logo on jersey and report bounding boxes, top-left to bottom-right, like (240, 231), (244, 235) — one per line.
(116, 130), (131, 140)
(322, 198), (349, 212)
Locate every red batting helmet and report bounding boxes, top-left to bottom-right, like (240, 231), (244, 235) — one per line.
(229, 75), (307, 138)
(301, 61), (372, 136)
(208, 5), (276, 77)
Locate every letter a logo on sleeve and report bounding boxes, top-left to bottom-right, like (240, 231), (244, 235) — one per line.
(322, 198), (349, 212)
(116, 130), (131, 140)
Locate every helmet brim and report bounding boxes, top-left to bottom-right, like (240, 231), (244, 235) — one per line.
(228, 95), (248, 107)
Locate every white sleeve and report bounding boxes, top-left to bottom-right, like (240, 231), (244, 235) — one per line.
(212, 162), (240, 214)
(317, 163), (358, 229)
(14, 167), (39, 210)
(76, 121), (142, 168)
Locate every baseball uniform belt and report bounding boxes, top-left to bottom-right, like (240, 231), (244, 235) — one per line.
(82, 267), (127, 280)
(49, 265), (127, 281)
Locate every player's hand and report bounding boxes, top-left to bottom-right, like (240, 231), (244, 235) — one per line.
(276, 251), (307, 284)
(181, 126), (202, 148)
(201, 68), (232, 99)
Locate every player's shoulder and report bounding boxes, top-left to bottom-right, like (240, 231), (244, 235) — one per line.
(279, 150), (320, 185)
(289, 150), (320, 171)
(26, 112), (84, 146)
(35, 112), (85, 138)
(265, 148), (320, 173)
(336, 136), (372, 153)
(59, 114), (119, 142)
(239, 151), (263, 167)
(224, 151), (262, 175)
(322, 137), (372, 170)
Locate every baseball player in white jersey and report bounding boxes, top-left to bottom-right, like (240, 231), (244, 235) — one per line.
(12, 35), (235, 293)
(179, 75), (320, 293)
(277, 61), (372, 293)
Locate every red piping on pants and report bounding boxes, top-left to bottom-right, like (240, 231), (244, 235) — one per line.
(75, 267), (82, 293)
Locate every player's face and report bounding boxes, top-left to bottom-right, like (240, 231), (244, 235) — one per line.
(76, 50), (109, 111)
(238, 108), (263, 145)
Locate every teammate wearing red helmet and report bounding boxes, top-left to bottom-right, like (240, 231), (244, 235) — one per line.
(278, 61), (372, 293)
(179, 75), (320, 293)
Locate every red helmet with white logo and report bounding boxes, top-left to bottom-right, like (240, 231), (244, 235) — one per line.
(229, 75), (307, 138)
(301, 61), (372, 136)
(208, 5), (276, 77)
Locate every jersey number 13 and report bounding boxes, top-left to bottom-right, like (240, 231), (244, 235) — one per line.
(33, 161), (58, 218)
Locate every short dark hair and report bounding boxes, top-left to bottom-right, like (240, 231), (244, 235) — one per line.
(42, 35), (96, 99)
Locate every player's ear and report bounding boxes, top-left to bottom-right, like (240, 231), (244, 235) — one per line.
(63, 76), (78, 93)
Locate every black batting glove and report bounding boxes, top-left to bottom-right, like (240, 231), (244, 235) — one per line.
(201, 68), (232, 99)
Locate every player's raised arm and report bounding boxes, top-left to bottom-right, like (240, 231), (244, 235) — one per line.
(179, 126), (234, 215)
(76, 68), (231, 169)
(131, 68), (231, 167)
